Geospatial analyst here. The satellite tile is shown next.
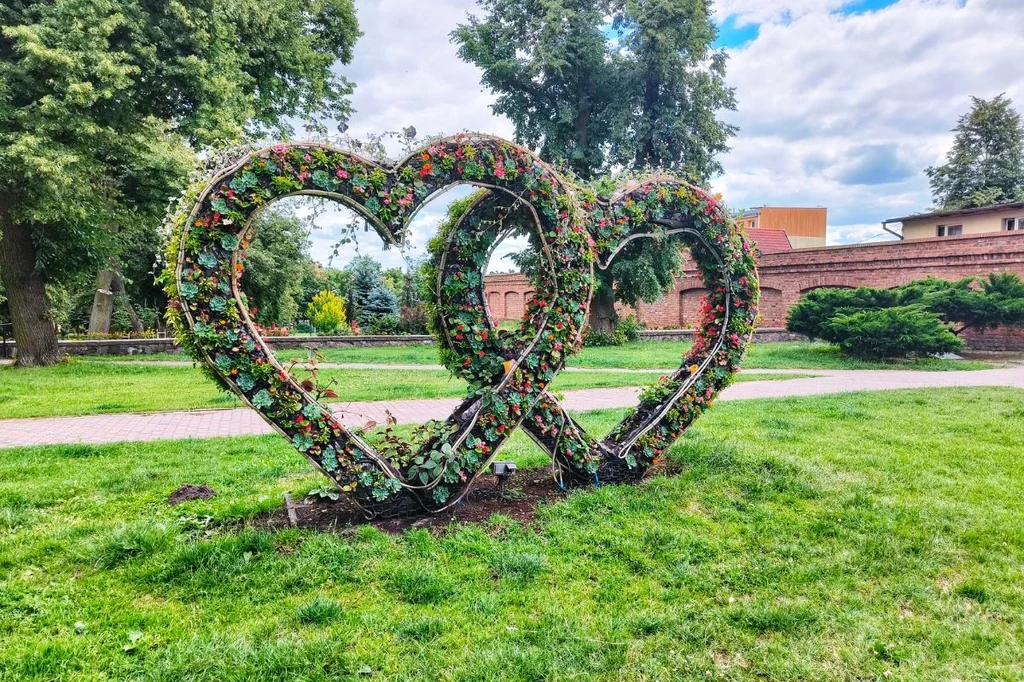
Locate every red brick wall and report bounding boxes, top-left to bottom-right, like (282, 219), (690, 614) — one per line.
(483, 232), (1024, 350)
(962, 325), (1024, 352)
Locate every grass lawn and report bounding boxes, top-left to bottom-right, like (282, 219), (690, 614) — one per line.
(1, 387), (1023, 680)
(78, 340), (994, 371)
(0, 361), (805, 420)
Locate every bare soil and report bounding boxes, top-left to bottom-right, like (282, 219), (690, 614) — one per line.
(169, 483), (218, 505)
(260, 468), (571, 534)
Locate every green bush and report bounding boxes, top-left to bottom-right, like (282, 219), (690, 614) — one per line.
(786, 287), (899, 341)
(787, 274), (1024, 345)
(823, 306), (963, 359)
(366, 313), (400, 335)
(583, 328), (624, 347)
(306, 290), (346, 334)
(618, 314), (644, 342)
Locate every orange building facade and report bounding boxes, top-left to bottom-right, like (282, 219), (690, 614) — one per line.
(734, 206), (827, 249)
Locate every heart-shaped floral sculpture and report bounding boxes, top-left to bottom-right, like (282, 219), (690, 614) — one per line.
(430, 178), (761, 486)
(164, 133), (759, 517)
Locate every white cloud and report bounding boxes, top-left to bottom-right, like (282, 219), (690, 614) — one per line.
(297, 0), (1024, 270)
(717, 0), (1024, 240)
(305, 0), (513, 270)
(715, 0), (849, 26)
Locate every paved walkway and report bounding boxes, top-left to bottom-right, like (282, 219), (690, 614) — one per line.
(0, 358), (807, 375)
(2, 367), (1023, 448)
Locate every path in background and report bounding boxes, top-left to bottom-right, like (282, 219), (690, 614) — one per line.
(2, 367), (1023, 448)
(11, 359), (811, 375)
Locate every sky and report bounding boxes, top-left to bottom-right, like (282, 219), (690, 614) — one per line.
(298, 0), (1024, 271)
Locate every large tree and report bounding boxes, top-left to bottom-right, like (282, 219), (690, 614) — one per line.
(452, 0), (618, 179)
(452, 0), (736, 332)
(926, 94), (1024, 210)
(0, 0), (360, 365)
(241, 210), (316, 327)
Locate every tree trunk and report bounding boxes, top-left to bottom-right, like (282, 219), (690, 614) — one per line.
(111, 271), (144, 333)
(88, 269), (115, 335)
(0, 193), (63, 367)
(88, 267), (144, 334)
(588, 283), (619, 334)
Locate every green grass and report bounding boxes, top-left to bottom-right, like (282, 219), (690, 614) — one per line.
(2, 388), (1023, 680)
(80, 340), (994, 371)
(0, 360), (804, 420)
(566, 340), (993, 371)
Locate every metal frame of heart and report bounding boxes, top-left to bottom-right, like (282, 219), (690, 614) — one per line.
(163, 133), (760, 518)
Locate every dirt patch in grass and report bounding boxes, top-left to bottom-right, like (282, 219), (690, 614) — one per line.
(168, 483), (217, 505)
(259, 468), (575, 534)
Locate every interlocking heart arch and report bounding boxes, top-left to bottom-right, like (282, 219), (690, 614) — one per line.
(163, 133), (759, 518)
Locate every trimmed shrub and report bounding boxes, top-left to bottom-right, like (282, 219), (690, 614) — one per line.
(786, 287), (899, 341)
(823, 306), (964, 359)
(306, 290), (346, 334)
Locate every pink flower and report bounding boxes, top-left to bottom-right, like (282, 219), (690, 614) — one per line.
(336, 169), (349, 179)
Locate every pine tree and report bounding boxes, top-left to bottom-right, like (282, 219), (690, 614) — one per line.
(926, 94), (1024, 210)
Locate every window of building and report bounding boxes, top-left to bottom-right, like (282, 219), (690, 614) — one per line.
(937, 224), (963, 237)
(1006, 217), (1024, 231)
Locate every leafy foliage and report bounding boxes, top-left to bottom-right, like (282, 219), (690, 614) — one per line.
(786, 287), (900, 342)
(926, 94), (1024, 210)
(788, 275), (1024, 347)
(241, 211), (315, 326)
(453, 0), (737, 334)
(0, 0), (361, 364)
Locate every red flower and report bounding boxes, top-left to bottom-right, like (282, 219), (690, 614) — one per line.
(420, 163), (433, 177)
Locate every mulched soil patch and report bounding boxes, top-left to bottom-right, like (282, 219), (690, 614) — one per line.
(259, 468), (570, 535)
(169, 483), (218, 505)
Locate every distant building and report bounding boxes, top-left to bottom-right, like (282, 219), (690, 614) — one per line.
(733, 207), (827, 248)
(884, 201), (1024, 240)
(744, 228), (792, 254)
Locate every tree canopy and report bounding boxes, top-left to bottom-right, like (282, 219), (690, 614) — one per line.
(0, 0), (361, 365)
(453, 0), (735, 332)
(926, 94), (1024, 210)
(453, 0), (734, 181)
(241, 210), (316, 327)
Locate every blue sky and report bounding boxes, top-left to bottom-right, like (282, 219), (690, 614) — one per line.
(304, 0), (1023, 269)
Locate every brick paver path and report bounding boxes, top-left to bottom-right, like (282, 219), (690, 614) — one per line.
(2, 367), (1023, 448)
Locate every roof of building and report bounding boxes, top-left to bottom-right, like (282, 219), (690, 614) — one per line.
(884, 200), (1024, 225)
(734, 208), (761, 219)
(746, 228), (792, 254)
